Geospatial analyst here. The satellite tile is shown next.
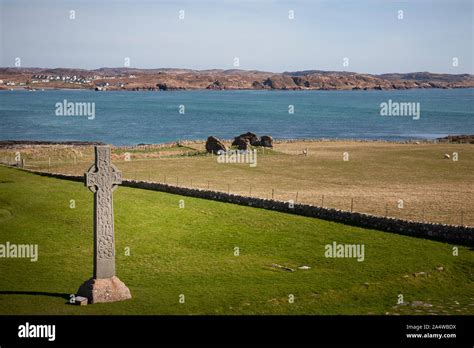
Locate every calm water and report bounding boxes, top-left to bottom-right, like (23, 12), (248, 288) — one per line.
(0, 89), (473, 145)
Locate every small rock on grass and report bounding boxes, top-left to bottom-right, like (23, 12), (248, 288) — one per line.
(72, 296), (88, 306)
(271, 263), (295, 272)
(411, 301), (433, 307)
(413, 271), (427, 277)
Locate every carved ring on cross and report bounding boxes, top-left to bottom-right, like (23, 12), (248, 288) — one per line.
(85, 163), (122, 193)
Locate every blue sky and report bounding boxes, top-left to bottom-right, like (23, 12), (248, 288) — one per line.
(0, 0), (472, 74)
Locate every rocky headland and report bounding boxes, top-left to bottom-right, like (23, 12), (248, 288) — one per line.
(0, 68), (472, 91)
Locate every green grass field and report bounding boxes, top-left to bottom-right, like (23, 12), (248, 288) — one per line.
(0, 165), (472, 315)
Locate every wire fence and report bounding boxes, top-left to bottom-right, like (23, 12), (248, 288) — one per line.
(154, 180), (471, 226)
(3, 156), (472, 227)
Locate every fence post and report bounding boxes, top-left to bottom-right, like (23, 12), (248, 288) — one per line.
(296, 191), (299, 203)
(351, 198), (354, 212)
(461, 210), (464, 225)
(272, 189), (274, 200)
(321, 195), (324, 207)
(385, 203), (388, 217)
(228, 184), (230, 194)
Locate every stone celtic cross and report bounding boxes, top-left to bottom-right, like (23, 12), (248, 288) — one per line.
(85, 145), (122, 279)
(77, 145), (131, 304)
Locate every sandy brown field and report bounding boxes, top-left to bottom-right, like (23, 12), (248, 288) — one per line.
(1, 140), (473, 226)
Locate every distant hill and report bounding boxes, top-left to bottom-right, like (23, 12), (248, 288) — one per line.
(283, 70), (355, 76)
(1, 67), (472, 91)
(378, 72), (473, 83)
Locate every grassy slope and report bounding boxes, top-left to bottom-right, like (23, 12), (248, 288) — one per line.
(0, 166), (472, 315)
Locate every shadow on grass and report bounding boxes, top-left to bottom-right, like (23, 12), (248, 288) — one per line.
(0, 290), (70, 300)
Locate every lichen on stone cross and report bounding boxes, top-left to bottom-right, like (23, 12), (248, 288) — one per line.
(85, 146), (122, 279)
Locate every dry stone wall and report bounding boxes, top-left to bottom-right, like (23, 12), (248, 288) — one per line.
(18, 167), (474, 247)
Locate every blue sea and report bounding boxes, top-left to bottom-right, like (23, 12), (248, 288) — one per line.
(0, 89), (473, 145)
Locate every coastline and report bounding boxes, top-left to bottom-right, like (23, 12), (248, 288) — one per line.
(1, 135), (473, 149)
(1, 68), (473, 91)
(2, 85), (474, 92)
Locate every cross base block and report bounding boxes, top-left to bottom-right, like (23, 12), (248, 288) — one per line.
(77, 276), (131, 304)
